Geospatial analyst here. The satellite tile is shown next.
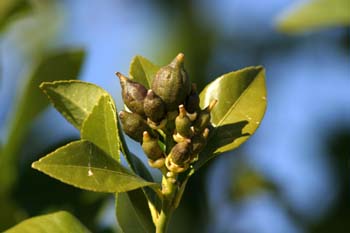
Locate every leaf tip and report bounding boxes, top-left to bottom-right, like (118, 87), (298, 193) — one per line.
(253, 65), (266, 78)
(31, 161), (39, 170)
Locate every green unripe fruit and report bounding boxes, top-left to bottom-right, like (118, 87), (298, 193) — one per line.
(144, 89), (166, 123)
(117, 72), (147, 116)
(192, 128), (209, 155)
(194, 111), (210, 134)
(142, 131), (164, 161)
(151, 53), (191, 111)
(119, 111), (151, 142)
(194, 99), (217, 134)
(169, 140), (192, 166)
(175, 105), (193, 138)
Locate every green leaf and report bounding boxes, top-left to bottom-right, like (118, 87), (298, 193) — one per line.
(0, 49), (85, 195)
(195, 66), (267, 169)
(4, 211), (90, 233)
(129, 55), (160, 88)
(32, 140), (157, 193)
(81, 95), (119, 162)
(40, 80), (108, 130)
(276, 0), (350, 33)
(116, 190), (155, 233)
(0, 0), (30, 32)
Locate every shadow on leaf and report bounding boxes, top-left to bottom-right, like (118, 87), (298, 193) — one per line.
(196, 121), (249, 169)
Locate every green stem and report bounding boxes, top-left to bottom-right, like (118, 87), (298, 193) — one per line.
(155, 175), (177, 233)
(156, 206), (173, 233)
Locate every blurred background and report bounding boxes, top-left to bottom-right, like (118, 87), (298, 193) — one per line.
(0, 0), (349, 232)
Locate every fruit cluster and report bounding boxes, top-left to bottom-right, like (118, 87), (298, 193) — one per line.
(117, 53), (216, 174)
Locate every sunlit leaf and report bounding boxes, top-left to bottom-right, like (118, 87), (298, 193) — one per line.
(116, 190), (155, 233)
(129, 55), (160, 88)
(195, 66), (267, 170)
(32, 140), (157, 193)
(81, 95), (119, 162)
(0, 49), (85, 195)
(40, 80), (108, 130)
(4, 211), (90, 233)
(277, 0), (350, 33)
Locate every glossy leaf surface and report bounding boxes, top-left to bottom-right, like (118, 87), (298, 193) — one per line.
(32, 140), (156, 193)
(81, 95), (119, 161)
(277, 0), (350, 33)
(4, 211), (90, 233)
(40, 81), (107, 130)
(196, 66), (266, 169)
(129, 55), (159, 88)
(116, 190), (155, 233)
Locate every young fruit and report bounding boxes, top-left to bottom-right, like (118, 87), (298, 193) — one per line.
(175, 105), (193, 138)
(151, 53), (191, 111)
(168, 140), (192, 166)
(141, 131), (164, 161)
(117, 72), (147, 116)
(119, 111), (151, 142)
(144, 89), (166, 123)
(194, 99), (217, 134)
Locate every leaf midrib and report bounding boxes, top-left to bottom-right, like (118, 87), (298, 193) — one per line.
(34, 163), (145, 179)
(104, 99), (118, 160)
(215, 69), (262, 127)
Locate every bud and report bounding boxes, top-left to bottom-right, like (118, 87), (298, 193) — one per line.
(185, 84), (200, 114)
(144, 89), (166, 123)
(119, 111), (151, 142)
(151, 53), (191, 111)
(175, 105), (193, 138)
(168, 140), (192, 166)
(194, 99), (217, 134)
(141, 131), (164, 161)
(117, 72), (147, 116)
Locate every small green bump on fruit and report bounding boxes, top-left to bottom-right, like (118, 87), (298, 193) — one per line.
(175, 105), (193, 138)
(144, 89), (166, 123)
(191, 128), (209, 155)
(151, 53), (191, 111)
(119, 111), (151, 142)
(142, 131), (164, 161)
(116, 72), (147, 116)
(194, 99), (217, 134)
